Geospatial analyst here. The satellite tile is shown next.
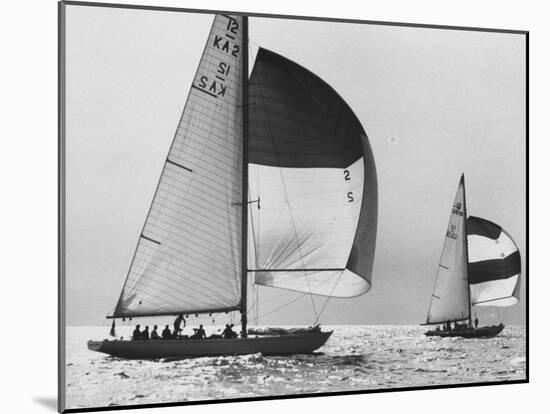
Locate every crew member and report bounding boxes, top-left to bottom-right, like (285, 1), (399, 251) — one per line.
(141, 325), (150, 340)
(132, 324), (141, 340)
(173, 314), (185, 338)
(162, 325), (172, 339)
(151, 325), (160, 340)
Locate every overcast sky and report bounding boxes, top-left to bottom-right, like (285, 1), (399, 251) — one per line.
(64, 5), (526, 327)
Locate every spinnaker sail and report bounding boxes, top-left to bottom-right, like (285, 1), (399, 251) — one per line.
(247, 48), (378, 298)
(467, 216), (521, 307)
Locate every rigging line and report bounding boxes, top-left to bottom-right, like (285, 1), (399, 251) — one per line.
(313, 271), (344, 326)
(104, 305), (117, 328)
(245, 285), (259, 326)
(248, 59), (261, 280)
(243, 276), (260, 325)
(247, 273), (329, 314)
(247, 108), (260, 326)
(499, 307), (508, 324)
(255, 273), (343, 322)
(255, 291), (310, 321)
(255, 285), (259, 326)
(247, 289), (257, 314)
(249, 286), (298, 308)
(248, 185), (260, 272)
(256, 81), (318, 320)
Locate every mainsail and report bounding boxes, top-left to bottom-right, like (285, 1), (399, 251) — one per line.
(426, 175), (470, 324)
(467, 216), (521, 307)
(114, 15), (245, 317)
(247, 48), (378, 298)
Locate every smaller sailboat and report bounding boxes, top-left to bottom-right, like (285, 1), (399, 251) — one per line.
(424, 174), (521, 338)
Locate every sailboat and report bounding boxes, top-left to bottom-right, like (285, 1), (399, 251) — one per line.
(424, 174), (521, 338)
(87, 14), (378, 359)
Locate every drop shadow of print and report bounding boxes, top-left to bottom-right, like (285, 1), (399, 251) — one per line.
(33, 396), (57, 412)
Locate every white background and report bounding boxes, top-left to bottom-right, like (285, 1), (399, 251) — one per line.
(0, 0), (542, 413)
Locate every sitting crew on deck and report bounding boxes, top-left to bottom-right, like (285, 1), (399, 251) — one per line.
(191, 324), (207, 339)
(173, 314), (185, 338)
(132, 324), (141, 340)
(151, 325), (160, 340)
(162, 324), (172, 339)
(141, 326), (150, 340)
(222, 324), (237, 339)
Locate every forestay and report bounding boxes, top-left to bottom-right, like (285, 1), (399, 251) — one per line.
(467, 216), (521, 307)
(247, 48), (378, 298)
(426, 176), (470, 324)
(114, 15), (245, 317)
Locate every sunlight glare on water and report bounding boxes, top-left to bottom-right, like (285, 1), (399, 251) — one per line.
(65, 325), (526, 410)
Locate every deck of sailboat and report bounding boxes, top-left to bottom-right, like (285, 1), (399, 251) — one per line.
(88, 331), (333, 359)
(425, 324), (504, 339)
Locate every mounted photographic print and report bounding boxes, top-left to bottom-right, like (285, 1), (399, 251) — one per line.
(59, 1), (528, 412)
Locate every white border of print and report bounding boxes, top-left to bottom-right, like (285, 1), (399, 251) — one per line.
(1, 0), (542, 413)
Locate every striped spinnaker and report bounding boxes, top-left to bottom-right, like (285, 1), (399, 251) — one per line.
(467, 216), (521, 307)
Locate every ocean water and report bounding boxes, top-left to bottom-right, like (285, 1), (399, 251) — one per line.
(65, 325), (526, 410)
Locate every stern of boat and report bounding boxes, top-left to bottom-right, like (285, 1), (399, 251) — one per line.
(87, 340), (105, 353)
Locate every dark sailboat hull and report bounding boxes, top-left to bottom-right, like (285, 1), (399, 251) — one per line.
(425, 324), (504, 338)
(87, 331), (332, 359)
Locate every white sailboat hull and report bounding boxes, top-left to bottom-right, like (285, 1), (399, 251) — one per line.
(87, 331), (332, 359)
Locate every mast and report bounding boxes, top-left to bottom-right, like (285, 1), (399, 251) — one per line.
(462, 173), (472, 325)
(240, 16), (249, 338)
